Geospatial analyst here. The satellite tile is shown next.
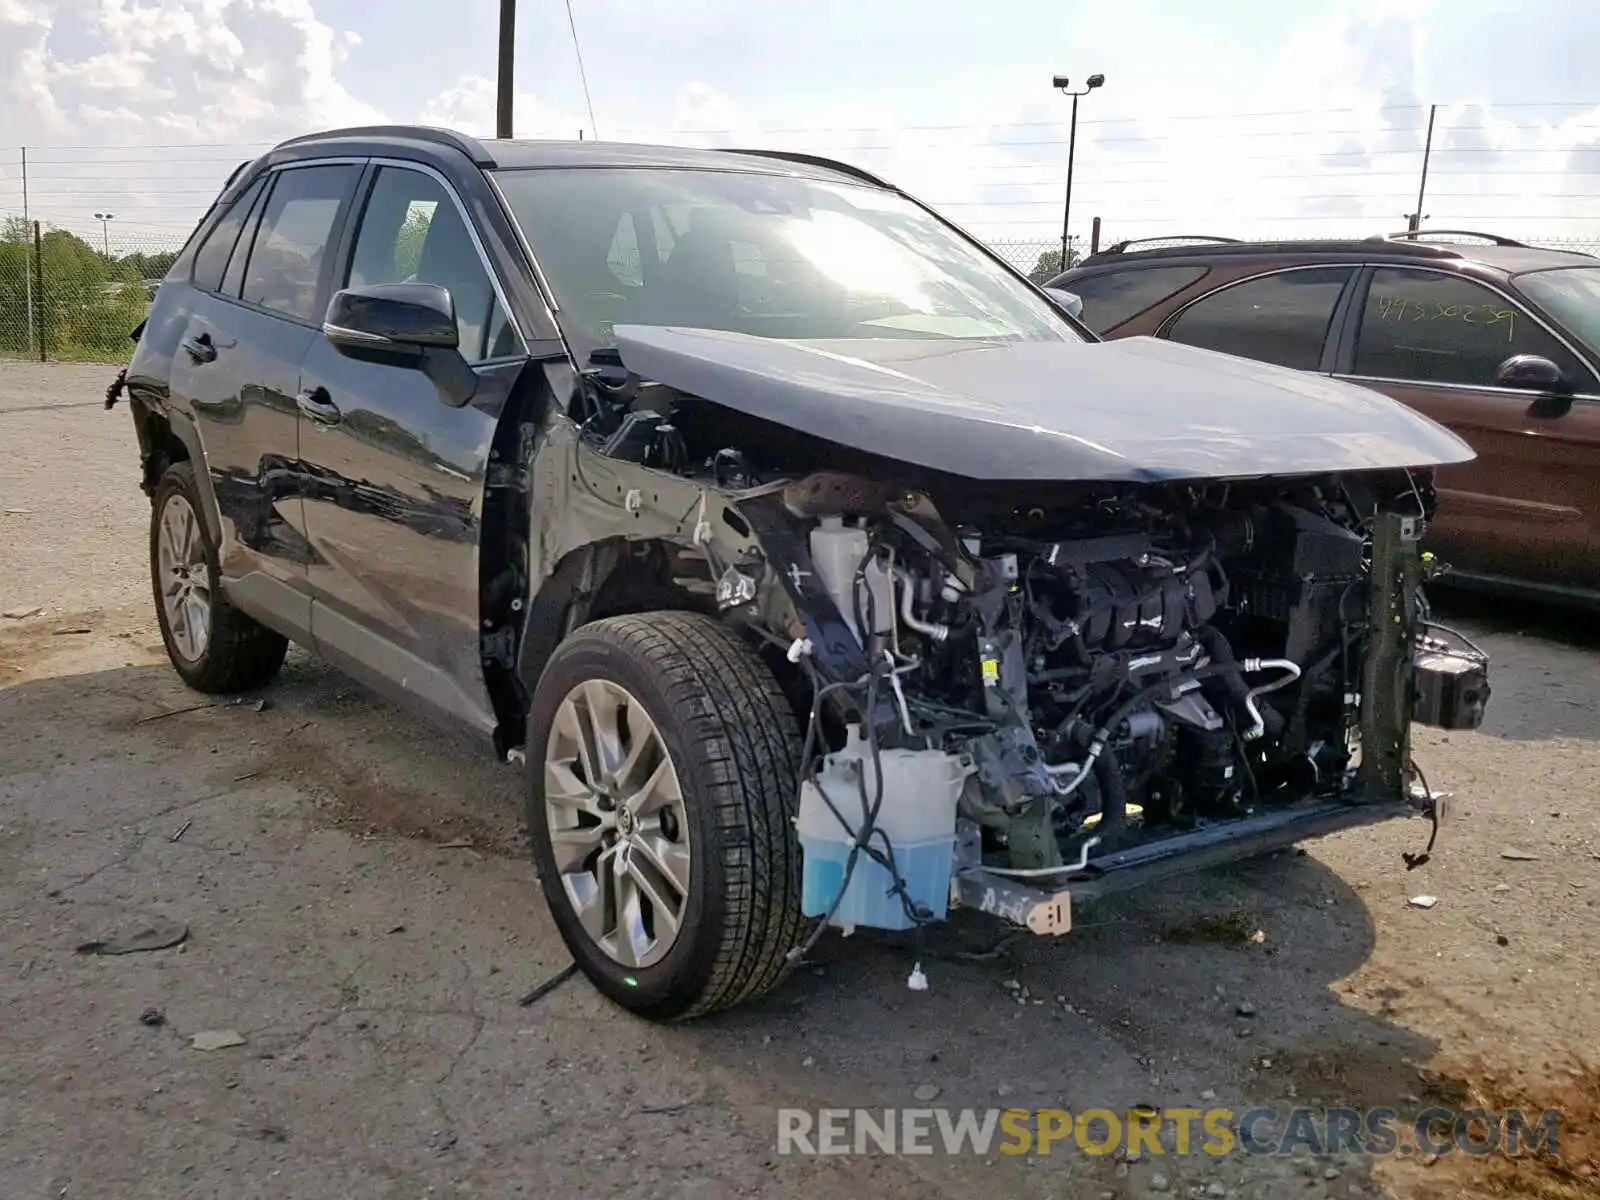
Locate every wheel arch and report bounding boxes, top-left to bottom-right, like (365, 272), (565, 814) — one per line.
(130, 399), (225, 545)
(514, 535), (717, 706)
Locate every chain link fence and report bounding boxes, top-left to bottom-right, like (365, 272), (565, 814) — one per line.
(4, 222), (1599, 364)
(0, 220), (179, 363)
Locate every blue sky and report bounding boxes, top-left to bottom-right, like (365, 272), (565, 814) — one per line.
(1, 0), (1597, 253)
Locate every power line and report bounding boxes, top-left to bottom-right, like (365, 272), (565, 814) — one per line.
(564, 0), (599, 138)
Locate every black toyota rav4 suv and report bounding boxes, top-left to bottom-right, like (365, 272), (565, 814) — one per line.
(110, 125), (1485, 1020)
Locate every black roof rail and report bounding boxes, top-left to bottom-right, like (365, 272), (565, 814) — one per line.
(1102, 235), (1243, 253)
(724, 148), (896, 190)
(1378, 228), (1529, 247)
(1078, 236), (1472, 266)
(272, 125), (496, 167)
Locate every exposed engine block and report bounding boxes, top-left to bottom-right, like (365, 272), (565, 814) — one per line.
(802, 482), (1375, 865)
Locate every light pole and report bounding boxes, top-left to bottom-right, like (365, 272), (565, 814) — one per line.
(1052, 73), (1103, 274)
(94, 211), (115, 257)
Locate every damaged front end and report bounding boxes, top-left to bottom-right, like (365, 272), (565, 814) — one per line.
(531, 353), (1489, 943)
(762, 472), (1483, 939)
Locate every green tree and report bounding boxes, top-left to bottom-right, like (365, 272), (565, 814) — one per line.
(35, 229), (150, 360)
(122, 248), (181, 282)
(1027, 246), (1079, 285)
(0, 218), (36, 356)
(393, 206), (433, 279)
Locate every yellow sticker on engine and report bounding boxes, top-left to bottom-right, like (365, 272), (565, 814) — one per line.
(981, 658), (1000, 686)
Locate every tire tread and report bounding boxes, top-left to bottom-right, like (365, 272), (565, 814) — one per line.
(535, 611), (806, 1019)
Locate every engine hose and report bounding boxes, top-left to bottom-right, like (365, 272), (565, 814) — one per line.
(1195, 626), (1283, 739)
(1240, 657), (1302, 741)
(1092, 746), (1127, 834)
(1047, 678), (1181, 799)
(1196, 626), (1250, 705)
(890, 566), (950, 643)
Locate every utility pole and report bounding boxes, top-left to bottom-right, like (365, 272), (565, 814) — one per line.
(1408, 105), (1438, 233)
(497, 0), (516, 138)
(32, 220), (45, 363)
(21, 147), (33, 356)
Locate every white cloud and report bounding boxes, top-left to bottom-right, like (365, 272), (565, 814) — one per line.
(0, 0), (383, 241)
(418, 74), (585, 142)
(0, 0), (1596, 257)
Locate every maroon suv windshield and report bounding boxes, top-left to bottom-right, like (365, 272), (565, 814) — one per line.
(1518, 266), (1600, 358)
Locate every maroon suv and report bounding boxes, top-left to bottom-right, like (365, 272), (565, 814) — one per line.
(1051, 232), (1600, 603)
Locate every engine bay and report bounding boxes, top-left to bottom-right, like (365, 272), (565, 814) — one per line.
(567, 374), (1491, 932)
(795, 479), (1400, 864)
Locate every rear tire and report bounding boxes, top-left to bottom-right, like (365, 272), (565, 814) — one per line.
(525, 611), (805, 1020)
(150, 462), (288, 694)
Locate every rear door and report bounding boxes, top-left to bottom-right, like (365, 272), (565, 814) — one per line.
(1334, 265), (1600, 589)
(296, 161), (527, 735)
(1055, 264), (1211, 336)
(169, 160), (362, 634)
(1159, 265), (1358, 372)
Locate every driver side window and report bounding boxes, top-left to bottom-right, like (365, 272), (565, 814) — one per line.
(1352, 267), (1591, 389)
(346, 166), (518, 363)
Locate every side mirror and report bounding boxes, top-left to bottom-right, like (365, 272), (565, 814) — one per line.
(1044, 287), (1084, 319)
(1494, 353), (1568, 393)
(324, 282), (459, 351)
(323, 283), (477, 407)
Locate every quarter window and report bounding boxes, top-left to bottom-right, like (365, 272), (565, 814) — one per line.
(1065, 266), (1209, 333)
(240, 165), (358, 322)
(1166, 267), (1353, 371)
(346, 167), (516, 362)
(190, 177), (266, 294)
(1353, 267), (1589, 388)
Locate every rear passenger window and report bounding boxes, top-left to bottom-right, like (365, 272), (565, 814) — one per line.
(190, 177), (265, 293)
(1065, 266), (1208, 333)
(1352, 267), (1589, 388)
(240, 165), (358, 322)
(220, 187), (265, 299)
(1166, 267), (1353, 371)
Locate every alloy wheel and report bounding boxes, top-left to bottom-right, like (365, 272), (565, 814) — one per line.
(156, 491), (211, 662)
(542, 679), (692, 969)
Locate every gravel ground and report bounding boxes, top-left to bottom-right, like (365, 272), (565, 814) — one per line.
(1, 363), (1596, 1200)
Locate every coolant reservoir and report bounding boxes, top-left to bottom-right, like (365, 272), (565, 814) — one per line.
(809, 516), (894, 643)
(797, 725), (970, 930)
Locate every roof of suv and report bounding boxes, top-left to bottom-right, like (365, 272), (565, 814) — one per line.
(266, 124), (888, 189)
(1068, 233), (1595, 277)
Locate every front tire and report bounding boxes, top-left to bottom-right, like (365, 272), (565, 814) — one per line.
(525, 611), (805, 1020)
(150, 462), (288, 694)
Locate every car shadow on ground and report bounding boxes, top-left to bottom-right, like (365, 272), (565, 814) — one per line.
(1, 651), (1445, 1197)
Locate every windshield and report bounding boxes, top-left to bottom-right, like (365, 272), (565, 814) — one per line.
(491, 166), (1082, 358)
(1517, 266), (1600, 354)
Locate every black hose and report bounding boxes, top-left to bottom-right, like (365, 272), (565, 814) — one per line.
(1196, 626), (1251, 707)
(1091, 748), (1127, 834)
(1195, 625), (1284, 736)
(788, 540), (932, 965)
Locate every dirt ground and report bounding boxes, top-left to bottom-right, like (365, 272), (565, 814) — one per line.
(2, 362), (1596, 1200)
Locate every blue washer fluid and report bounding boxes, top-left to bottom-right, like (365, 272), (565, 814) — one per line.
(796, 725), (970, 931)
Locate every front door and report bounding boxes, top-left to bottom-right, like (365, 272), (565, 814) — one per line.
(297, 163), (526, 733)
(1338, 265), (1600, 589)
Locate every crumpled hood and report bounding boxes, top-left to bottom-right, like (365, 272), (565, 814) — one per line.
(610, 325), (1475, 483)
